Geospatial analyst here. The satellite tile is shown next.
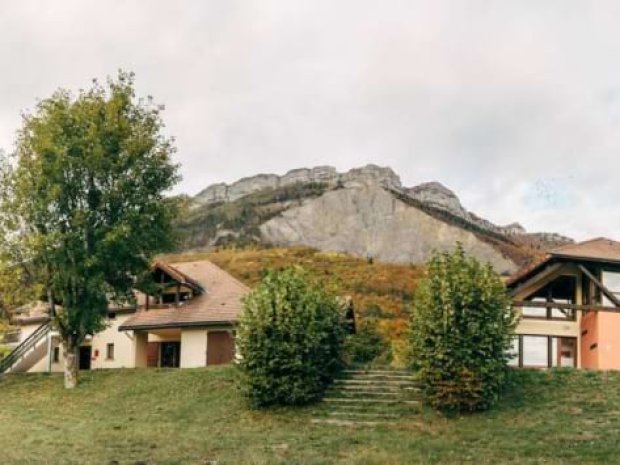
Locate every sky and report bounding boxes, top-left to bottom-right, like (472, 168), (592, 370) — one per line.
(0, 1), (619, 240)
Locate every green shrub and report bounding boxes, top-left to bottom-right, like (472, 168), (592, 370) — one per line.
(409, 245), (517, 413)
(237, 267), (345, 408)
(0, 344), (11, 360)
(343, 321), (391, 365)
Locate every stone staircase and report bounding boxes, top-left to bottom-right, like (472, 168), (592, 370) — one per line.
(311, 368), (422, 426)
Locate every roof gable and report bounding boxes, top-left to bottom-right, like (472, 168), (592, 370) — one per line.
(120, 259), (250, 330)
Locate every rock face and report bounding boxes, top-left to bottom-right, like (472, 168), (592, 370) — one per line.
(193, 164), (399, 207)
(259, 182), (518, 274)
(185, 163), (573, 268)
(406, 182), (469, 220)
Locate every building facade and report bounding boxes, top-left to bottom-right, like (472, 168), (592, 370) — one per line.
(507, 238), (620, 369)
(1, 260), (249, 374)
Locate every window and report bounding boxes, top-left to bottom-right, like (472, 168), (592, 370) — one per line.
(522, 298), (548, 319)
(522, 336), (549, 367)
(512, 335), (576, 368)
(550, 337), (576, 368)
(53, 347), (60, 363)
(602, 271), (620, 306)
(106, 343), (115, 360)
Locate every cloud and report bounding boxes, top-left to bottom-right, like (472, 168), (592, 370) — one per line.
(0, 0), (618, 240)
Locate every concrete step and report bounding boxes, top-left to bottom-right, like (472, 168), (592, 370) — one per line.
(339, 378), (416, 386)
(326, 390), (403, 398)
(310, 418), (390, 427)
(324, 398), (420, 405)
(333, 382), (420, 391)
(342, 373), (416, 381)
(326, 411), (400, 419)
(324, 403), (415, 410)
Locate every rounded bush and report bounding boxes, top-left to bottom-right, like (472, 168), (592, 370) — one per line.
(409, 245), (517, 413)
(237, 267), (345, 408)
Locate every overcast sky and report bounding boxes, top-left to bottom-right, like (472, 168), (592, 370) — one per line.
(1, 1), (619, 240)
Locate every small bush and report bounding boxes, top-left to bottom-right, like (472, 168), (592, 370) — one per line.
(409, 245), (517, 413)
(343, 321), (391, 365)
(0, 344), (11, 360)
(237, 267), (345, 408)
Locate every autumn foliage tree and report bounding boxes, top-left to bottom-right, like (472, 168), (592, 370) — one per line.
(409, 245), (517, 412)
(0, 72), (179, 388)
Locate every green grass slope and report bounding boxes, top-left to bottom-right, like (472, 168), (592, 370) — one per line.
(1, 368), (619, 464)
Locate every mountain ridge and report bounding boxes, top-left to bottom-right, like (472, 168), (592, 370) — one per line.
(179, 164), (573, 273)
(193, 164), (572, 242)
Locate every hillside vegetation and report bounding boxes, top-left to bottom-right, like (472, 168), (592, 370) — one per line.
(163, 247), (423, 353)
(0, 367), (619, 464)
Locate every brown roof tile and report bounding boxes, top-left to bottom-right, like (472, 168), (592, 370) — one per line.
(550, 237), (620, 262)
(506, 237), (620, 288)
(119, 260), (250, 330)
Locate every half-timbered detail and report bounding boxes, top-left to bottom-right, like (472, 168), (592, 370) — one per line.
(507, 238), (620, 369)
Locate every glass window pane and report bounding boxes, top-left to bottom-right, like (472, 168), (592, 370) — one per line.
(550, 337), (560, 367)
(522, 298), (547, 318)
(602, 272), (620, 306)
(522, 336), (549, 367)
(560, 338), (576, 367)
(550, 299), (575, 319)
(603, 272), (620, 291)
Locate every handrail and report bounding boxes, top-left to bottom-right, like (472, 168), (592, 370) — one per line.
(0, 322), (51, 374)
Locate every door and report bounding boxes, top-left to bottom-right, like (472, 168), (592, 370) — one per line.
(147, 342), (160, 367)
(160, 342), (180, 368)
(207, 331), (235, 365)
(79, 346), (92, 370)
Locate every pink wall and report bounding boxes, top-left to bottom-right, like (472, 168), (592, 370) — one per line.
(596, 312), (620, 370)
(580, 312), (599, 369)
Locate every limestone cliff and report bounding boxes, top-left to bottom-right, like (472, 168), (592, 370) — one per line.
(180, 164), (573, 269)
(258, 181), (517, 274)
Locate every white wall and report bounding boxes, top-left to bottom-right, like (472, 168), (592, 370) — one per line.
(90, 314), (137, 369)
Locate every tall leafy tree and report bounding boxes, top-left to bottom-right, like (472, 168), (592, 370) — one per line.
(0, 72), (179, 388)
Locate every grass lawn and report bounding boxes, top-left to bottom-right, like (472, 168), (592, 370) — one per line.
(1, 367), (620, 465)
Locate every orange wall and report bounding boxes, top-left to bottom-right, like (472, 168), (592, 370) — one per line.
(596, 312), (620, 370)
(580, 312), (598, 369)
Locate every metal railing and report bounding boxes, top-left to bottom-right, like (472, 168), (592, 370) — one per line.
(0, 322), (51, 374)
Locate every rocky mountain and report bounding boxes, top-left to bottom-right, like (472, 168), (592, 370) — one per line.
(180, 164), (573, 274)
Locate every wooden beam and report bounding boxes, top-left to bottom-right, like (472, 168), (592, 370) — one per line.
(509, 263), (562, 298)
(578, 264), (620, 307)
(513, 300), (620, 313)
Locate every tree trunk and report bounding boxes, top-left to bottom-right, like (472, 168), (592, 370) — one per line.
(63, 345), (79, 389)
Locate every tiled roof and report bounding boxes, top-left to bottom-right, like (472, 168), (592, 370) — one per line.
(504, 254), (553, 287)
(550, 237), (620, 262)
(506, 237), (620, 288)
(119, 260), (250, 330)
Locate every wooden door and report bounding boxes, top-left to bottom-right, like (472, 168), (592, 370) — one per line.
(207, 331), (235, 365)
(147, 342), (160, 367)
